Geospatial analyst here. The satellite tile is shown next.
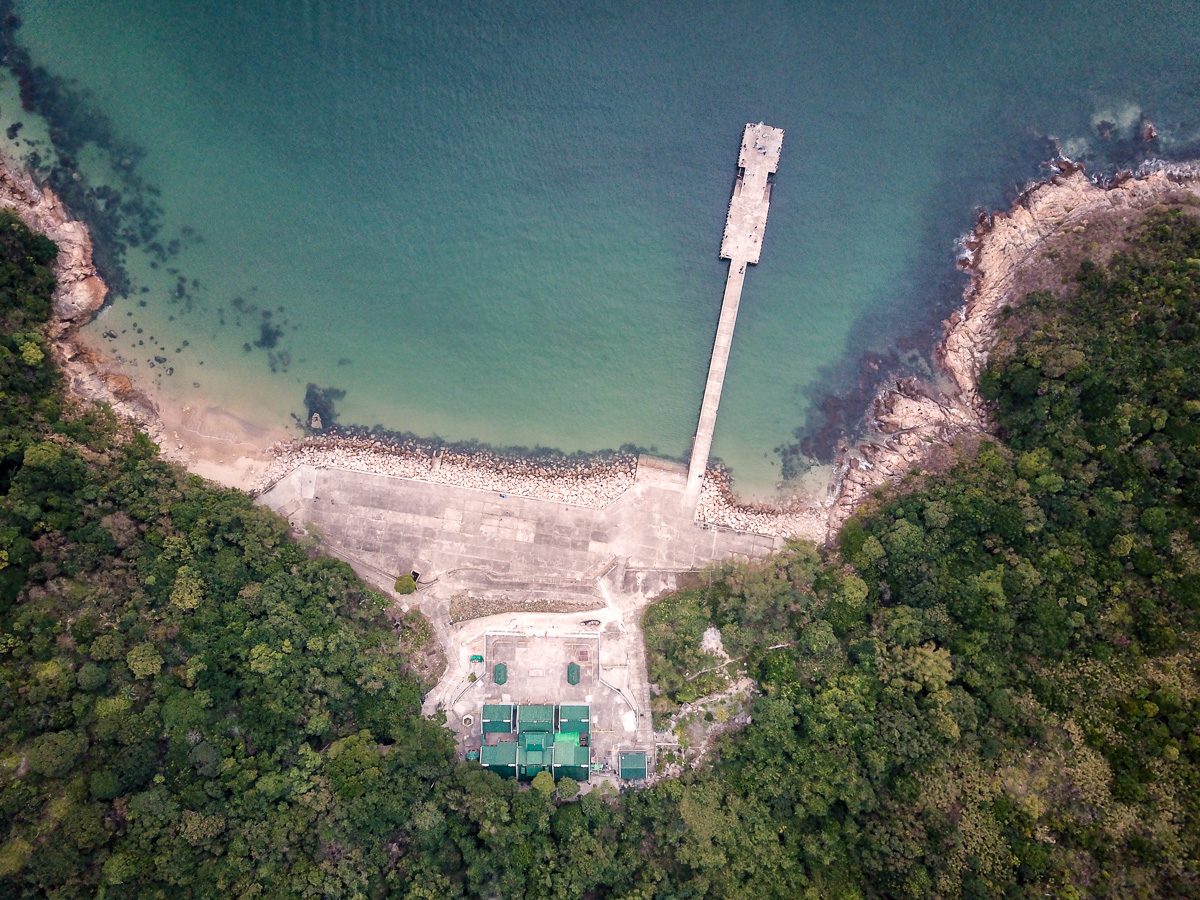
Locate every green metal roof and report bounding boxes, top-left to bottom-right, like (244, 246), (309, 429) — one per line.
(481, 742), (517, 777)
(567, 662), (580, 684)
(619, 751), (648, 780)
(493, 662), (507, 684)
(517, 704), (555, 733)
(520, 732), (552, 752)
(558, 704), (590, 733)
(482, 703), (513, 734)
(474, 704), (596, 781)
(553, 741), (591, 782)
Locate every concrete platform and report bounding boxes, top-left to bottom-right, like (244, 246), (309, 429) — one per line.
(261, 459), (778, 593)
(258, 458), (781, 750)
(720, 122), (783, 264)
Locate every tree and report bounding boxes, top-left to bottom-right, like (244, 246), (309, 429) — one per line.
(170, 564), (206, 610)
(26, 730), (88, 777)
(125, 643), (163, 679)
(530, 771), (555, 797)
(556, 777), (580, 801)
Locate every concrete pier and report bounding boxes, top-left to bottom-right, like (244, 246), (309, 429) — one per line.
(685, 122), (784, 503)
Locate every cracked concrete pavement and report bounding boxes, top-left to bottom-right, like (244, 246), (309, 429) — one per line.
(258, 456), (783, 754)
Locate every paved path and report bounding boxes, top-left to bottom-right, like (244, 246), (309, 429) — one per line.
(685, 260), (746, 502)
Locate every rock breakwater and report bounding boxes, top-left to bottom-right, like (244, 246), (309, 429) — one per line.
(256, 434), (637, 508)
(696, 466), (826, 540)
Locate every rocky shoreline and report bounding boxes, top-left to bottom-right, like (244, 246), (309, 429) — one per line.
(0, 154), (163, 430)
(824, 162), (1200, 533)
(696, 466), (826, 540)
(9, 149), (1200, 544)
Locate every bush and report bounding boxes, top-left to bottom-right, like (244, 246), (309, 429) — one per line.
(77, 663), (107, 692)
(556, 776), (580, 800)
(394, 574), (416, 594)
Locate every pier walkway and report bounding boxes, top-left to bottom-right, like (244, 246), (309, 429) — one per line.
(685, 122), (784, 503)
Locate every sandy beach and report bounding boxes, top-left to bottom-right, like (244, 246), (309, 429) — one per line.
(0, 140), (831, 540)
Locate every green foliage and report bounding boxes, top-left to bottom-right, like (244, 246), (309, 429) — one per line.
(394, 572), (417, 594)
(124, 642), (163, 678)
(2, 200), (1199, 899)
(555, 776), (580, 800)
(25, 729), (87, 777)
(530, 770), (555, 796)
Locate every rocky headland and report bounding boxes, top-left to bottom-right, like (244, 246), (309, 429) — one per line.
(825, 162), (1200, 534)
(0, 156), (149, 422)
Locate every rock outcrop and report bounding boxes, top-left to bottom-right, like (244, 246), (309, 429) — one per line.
(827, 164), (1200, 533)
(0, 160), (106, 328)
(0, 154), (158, 426)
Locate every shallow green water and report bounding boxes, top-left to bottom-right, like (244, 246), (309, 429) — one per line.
(7, 0), (1200, 494)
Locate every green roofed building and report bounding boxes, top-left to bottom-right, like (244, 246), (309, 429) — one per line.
(481, 741), (517, 778)
(558, 705), (590, 735)
(619, 751), (648, 781)
(518, 731), (553, 778)
(482, 704), (513, 734)
(553, 733), (590, 782)
(478, 704), (591, 782)
(517, 704), (555, 733)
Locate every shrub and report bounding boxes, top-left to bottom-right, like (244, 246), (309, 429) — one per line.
(394, 574), (416, 594)
(125, 643), (163, 679)
(77, 663), (107, 692)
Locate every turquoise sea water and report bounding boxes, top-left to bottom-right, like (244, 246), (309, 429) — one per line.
(6, 1), (1200, 494)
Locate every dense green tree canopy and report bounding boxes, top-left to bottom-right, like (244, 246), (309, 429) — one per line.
(1, 206), (1198, 899)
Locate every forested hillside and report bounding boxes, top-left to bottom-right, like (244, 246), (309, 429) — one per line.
(642, 208), (1200, 898)
(1, 205), (1198, 899)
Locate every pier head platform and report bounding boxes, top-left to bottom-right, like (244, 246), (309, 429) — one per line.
(684, 122), (784, 504)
